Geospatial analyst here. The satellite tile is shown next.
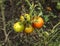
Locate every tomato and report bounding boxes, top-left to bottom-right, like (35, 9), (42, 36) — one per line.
(13, 22), (24, 32)
(20, 15), (25, 22)
(24, 14), (30, 21)
(24, 25), (34, 33)
(32, 16), (44, 28)
(56, 2), (60, 10)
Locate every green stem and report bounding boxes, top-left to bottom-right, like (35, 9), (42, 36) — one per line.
(25, 0), (34, 16)
(25, 0), (31, 7)
(52, 22), (60, 30)
(47, 31), (59, 45)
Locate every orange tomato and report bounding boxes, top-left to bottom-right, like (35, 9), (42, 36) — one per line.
(32, 16), (44, 28)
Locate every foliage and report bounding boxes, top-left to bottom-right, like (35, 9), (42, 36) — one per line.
(0, 0), (60, 46)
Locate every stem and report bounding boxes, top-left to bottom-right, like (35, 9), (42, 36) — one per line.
(29, 4), (35, 16)
(25, 0), (31, 7)
(52, 22), (60, 30)
(1, 4), (7, 37)
(46, 31), (59, 45)
(25, 0), (34, 16)
(0, 3), (9, 45)
(46, 22), (60, 45)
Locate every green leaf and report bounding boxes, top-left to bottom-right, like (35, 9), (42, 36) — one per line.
(16, 1), (21, 6)
(44, 15), (49, 22)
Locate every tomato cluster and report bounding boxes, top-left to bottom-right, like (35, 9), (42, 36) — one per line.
(13, 14), (44, 33)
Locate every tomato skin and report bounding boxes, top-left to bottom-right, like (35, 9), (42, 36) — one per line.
(13, 22), (24, 32)
(32, 16), (44, 28)
(24, 25), (33, 33)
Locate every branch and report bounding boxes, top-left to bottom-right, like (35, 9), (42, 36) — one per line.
(0, 3), (8, 45)
(1, 3), (7, 36)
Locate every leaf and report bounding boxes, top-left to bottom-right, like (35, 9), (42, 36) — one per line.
(38, 11), (43, 16)
(44, 15), (49, 22)
(16, 1), (21, 6)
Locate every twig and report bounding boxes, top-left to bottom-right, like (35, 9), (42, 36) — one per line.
(0, 2), (9, 45)
(25, 0), (31, 7)
(46, 31), (59, 45)
(46, 22), (60, 45)
(52, 22), (60, 30)
(1, 3), (7, 37)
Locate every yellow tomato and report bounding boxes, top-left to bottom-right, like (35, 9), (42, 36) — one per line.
(20, 15), (25, 21)
(24, 25), (34, 33)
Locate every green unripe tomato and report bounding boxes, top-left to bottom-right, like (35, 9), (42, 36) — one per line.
(13, 22), (24, 32)
(24, 14), (30, 21)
